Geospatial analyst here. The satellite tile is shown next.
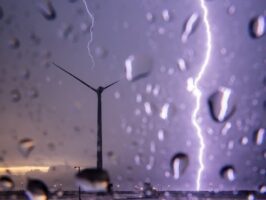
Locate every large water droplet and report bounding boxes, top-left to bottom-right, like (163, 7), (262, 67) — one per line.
(26, 179), (49, 200)
(220, 165), (236, 181)
(10, 89), (21, 102)
(125, 54), (153, 82)
(181, 13), (200, 43)
(19, 138), (35, 158)
(75, 168), (110, 192)
(37, 0), (56, 20)
(249, 15), (265, 39)
(253, 128), (265, 145)
(0, 176), (14, 190)
(171, 153), (189, 179)
(208, 87), (236, 122)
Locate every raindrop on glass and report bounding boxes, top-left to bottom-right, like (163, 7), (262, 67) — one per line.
(27, 88), (39, 99)
(259, 184), (266, 194)
(181, 13), (200, 43)
(75, 168), (110, 192)
(146, 12), (154, 23)
(37, 0), (56, 20)
(95, 46), (108, 58)
(10, 89), (21, 102)
(26, 179), (49, 200)
(253, 128), (265, 145)
(170, 153), (189, 179)
(208, 87), (236, 122)
(8, 37), (20, 49)
(176, 58), (188, 72)
(240, 136), (248, 145)
(18, 138), (35, 158)
(160, 103), (175, 120)
(0, 176), (14, 190)
(157, 129), (165, 141)
(220, 165), (236, 181)
(125, 54), (153, 82)
(249, 15), (265, 39)
(227, 5), (236, 15)
(162, 9), (170, 22)
(247, 193), (255, 200)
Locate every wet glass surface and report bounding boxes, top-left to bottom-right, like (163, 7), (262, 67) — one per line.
(0, 0), (265, 199)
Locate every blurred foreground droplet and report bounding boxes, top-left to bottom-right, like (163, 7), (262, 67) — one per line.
(0, 176), (14, 190)
(125, 54), (153, 82)
(171, 153), (189, 179)
(19, 138), (35, 158)
(10, 89), (21, 102)
(25, 179), (49, 200)
(75, 168), (110, 192)
(208, 87), (236, 122)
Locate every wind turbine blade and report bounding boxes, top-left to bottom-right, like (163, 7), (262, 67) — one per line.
(103, 80), (119, 90)
(52, 62), (97, 92)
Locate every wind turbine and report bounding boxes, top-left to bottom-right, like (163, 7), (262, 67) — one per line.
(53, 63), (119, 170)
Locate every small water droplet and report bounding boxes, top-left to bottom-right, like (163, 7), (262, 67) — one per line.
(75, 168), (110, 192)
(208, 87), (236, 122)
(55, 189), (64, 197)
(253, 128), (265, 145)
(95, 46), (108, 58)
(221, 122), (232, 135)
(144, 102), (154, 116)
(240, 136), (249, 145)
(26, 179), (49, 200)
(160, 103), (175, 120)
(142, 182), (158, 198)
(37, 0), (56, 20)
(8, 37), (20, 49)
(28, 88), (39, 99)
(162, 9), (171, 22)
(249, 15), (265, 39)
(10, 89), (21, 102)
(181, 13), (200, 43)
(58, 23), (73, 39)
(125, 54), (153, 82)
(259, 184), (266, 194)
(220, 165), (236, 181)
(146, 12), (154, 23)
(157, 129), (165, 141)
(177, 58), (188, 72)
(171, 153), (189, 179)
(19, 138), (35, 158)
(227, 5), (236, 15)
(0, 176), (14, 190)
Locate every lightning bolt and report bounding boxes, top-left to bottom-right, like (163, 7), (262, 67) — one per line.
(82, 0), (95, 68)
(192, 0), (212, 191)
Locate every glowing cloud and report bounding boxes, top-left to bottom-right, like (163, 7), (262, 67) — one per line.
(82, 0), (95, 68)
(191, 0), (212, 191)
